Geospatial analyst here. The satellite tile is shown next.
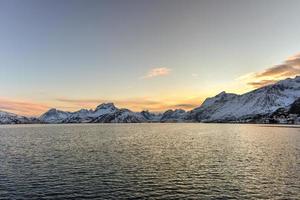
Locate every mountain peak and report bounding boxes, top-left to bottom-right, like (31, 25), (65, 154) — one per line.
(39, 108), (71, 123)
(0, 110), (32, 124)
(47, 108), (57, 113)
(216, 91), (227, 97)
(95, 103), (116, 111)
(0, 110), (17, 117)
(191, 76), (300, 122)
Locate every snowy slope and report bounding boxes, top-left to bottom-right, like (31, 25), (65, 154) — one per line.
(39, 108), (72, 123)
(92, 108), (147, 123)
(160, 109), (189, 122)
(91, 103), (118, 117)
(140, 110), (161, 122)
(0, 110), (33, 124)
(39, 103), (156, 123)
(190, 76), (300, 121)
(62, 109), (93, 123)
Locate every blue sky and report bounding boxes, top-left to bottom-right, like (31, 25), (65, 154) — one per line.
(0, 0), (300, 115)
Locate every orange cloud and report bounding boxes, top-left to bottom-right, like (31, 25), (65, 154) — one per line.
(247, 79), (277, 88)
(0, 95), (203, 117)
(238, 52), (300, 88)
(0, 98), (49, 116)
(141, 67), (171, 79)
(256, 64), (300, 78)
(56, 97), (200, 113)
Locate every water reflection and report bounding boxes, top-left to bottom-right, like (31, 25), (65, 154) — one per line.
(0, 124), (299, 199)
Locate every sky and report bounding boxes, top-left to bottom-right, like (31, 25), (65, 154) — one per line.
(0, 0), (300, 116)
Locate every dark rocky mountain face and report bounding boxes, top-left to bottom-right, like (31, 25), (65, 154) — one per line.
(289, 98), (300, 114)
(247, 97), (300, 124)
(140, 110), (153, 120)
(160, 109), (188, 122)
(271, 108), (289, 118)
(92, 109), (147, 123)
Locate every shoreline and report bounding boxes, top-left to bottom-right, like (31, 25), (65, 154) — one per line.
(1, 122), (300, 126)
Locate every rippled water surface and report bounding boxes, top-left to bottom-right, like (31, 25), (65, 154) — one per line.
(0, 124), (299, 199)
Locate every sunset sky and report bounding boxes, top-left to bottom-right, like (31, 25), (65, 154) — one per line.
(1, 0), (300, 116)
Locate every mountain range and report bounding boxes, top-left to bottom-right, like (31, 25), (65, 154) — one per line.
(2, 76), (300, 124)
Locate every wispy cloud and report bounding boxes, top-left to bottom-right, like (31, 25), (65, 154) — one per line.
(173, 104), (197, 110)
(247, 79), (277, 88)
(56, 97), (161, 108)
(256, 64), (300, 78)
(56, 96), (200, 112)
(192, 73), (199, 78)
(0, 98), (49, 116)
(141, 67), (171, 79)
(238, 52), (300, 88)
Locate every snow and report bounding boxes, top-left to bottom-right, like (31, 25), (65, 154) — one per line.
(161, 109), (188, 122)
(191, 76), (300, 121)
(38, 103), (157, 123)
(0, 111), (32, 124)
(90, 103), (118, 117)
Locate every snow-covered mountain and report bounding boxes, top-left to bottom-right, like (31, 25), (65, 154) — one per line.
(39, 103), (157, 123)
(62, 109), (93, 123)
(189, 76), (300, 122)
(140, 110), (162, 122)
(0, 111), (34, 124)
(2, 76), (300, 124)
(92, 108), (147, 123)
(161, 109), (189, 122)
(39, 108), (72, 123)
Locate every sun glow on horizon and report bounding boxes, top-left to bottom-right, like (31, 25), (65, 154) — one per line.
(1, 1), (300, 117)
(0, 95), (206, 117)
